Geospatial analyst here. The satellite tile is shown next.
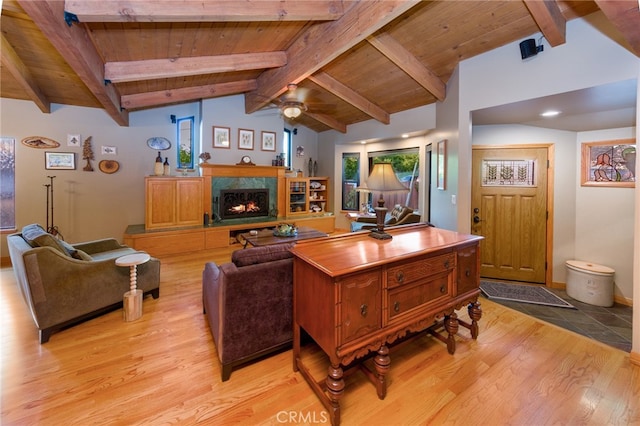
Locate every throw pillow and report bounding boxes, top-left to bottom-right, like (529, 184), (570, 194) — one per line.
(232, 243), (294, 267)
(22, 223), (75, 257)
(72, 249), (93, 261)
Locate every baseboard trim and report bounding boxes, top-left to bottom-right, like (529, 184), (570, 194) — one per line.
(550, 281), (632, 307)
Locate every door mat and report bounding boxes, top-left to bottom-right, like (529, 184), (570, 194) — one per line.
(480, 281), (575, 309)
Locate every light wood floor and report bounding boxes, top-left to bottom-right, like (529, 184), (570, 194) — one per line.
(2, 245), (639, 425)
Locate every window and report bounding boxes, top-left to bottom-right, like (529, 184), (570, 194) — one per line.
(342, 152), (360, 211)
(283, 129), (292, 168)
(0, 137), (15, 230)
(368, 148), (419, 210)
(177, 116), (195, 169)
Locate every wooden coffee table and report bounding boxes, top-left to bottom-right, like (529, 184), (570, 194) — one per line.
(239, 226), (328, 248)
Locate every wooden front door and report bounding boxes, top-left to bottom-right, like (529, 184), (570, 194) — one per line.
(471, 146), (548, 284)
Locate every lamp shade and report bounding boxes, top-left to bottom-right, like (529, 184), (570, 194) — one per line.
(366, 162), (408, 193)
(355, 180), (371, 193)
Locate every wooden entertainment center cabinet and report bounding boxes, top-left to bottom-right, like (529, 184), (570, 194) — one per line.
(123, 164), (335, 256)
(289, 224), (483, 425)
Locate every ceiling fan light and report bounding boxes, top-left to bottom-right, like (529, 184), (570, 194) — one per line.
(281, 101), (306, 119)
(283, 105), (302, 118)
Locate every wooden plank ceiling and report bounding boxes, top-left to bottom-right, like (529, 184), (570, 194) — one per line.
(2, 0), (638, 133)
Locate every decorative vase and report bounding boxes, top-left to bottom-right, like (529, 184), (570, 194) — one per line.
(163, 157), (170, 175)
(154, 152), (164, 175)
(313, 160), (318, 177)
(308, 158), (313, 177)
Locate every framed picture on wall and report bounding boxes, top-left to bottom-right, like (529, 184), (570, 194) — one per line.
(213, 126), (230, 149)
(261, 131), (276, 152)
(238, 129), (254, 150)
(45, 152), (75, 170)
(581, 139), (636, 187)
(436, 139), (446, 190)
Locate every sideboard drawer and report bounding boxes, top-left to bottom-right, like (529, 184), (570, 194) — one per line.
(388, 272), (451, 319)
(387, 252), (456, 288)
(457, 243), (479, 295)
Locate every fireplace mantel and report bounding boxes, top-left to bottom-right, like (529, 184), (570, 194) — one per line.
(200, 164), (287, 222)
(200, 163), (286, 178)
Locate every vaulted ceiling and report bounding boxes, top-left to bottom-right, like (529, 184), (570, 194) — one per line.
(2, 1), (639, 133)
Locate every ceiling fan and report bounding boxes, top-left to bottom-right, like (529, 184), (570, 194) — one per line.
(280, 84), (308, 119)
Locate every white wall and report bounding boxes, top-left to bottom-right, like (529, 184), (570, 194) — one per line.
(575, 127), (636, 303)
(319, 104), (437, 230)
(457, 12), (639, 233)
(472, 124), (636, 302)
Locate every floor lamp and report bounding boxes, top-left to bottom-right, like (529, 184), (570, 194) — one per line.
(365, 162), (408, 240)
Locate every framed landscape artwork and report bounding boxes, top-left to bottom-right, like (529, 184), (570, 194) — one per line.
(45, 152), (75, 170)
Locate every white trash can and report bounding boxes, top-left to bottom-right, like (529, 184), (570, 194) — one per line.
(565, 260), (615, 307)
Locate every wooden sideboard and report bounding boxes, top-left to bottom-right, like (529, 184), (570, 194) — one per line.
(290, 224), (483, 425)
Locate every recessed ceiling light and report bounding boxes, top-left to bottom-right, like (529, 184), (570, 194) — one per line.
(360, 140), (367, 144)
(540, 110), (561, 117)
(401, 133), (409, 138)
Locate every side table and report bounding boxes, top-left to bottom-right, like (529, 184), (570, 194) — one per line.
(116, 252), (151, 322)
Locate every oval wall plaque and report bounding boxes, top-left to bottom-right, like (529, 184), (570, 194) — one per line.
(21, 136), (61, 149)
(146, 137), (171, 150)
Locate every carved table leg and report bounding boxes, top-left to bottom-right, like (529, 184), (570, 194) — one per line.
(468, 301), (483, 339)
(444, 312), (459, 354)
(326, 364), (345, 426)
(373, 345), (390, 399)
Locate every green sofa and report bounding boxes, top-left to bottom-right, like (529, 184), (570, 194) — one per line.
(7, 224), (160, 343)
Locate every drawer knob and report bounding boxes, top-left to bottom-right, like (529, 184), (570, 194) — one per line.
(394, 301), (400, 312)
(396, 271), (404, 283)
(465, 268), (471, 277)
(360, 304), (368, 317)
(444, 260), (450, 269)
(440, 285), (446, 294)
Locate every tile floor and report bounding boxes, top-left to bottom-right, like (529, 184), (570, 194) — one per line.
(480, 288), (633, 352)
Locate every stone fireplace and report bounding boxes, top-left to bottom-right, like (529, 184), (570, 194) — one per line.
(219, 188), (269, 220)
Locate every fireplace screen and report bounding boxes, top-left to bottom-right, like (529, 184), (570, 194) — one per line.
(220, 189), (269, 220)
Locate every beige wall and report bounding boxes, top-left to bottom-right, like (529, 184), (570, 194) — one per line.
(0, 96), (309, 256)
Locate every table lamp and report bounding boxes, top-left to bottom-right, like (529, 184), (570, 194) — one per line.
(365, 162), (408, 240)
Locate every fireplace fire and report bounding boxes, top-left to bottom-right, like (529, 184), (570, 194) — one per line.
(220, 189), (269, 220)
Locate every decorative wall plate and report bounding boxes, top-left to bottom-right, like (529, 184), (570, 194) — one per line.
(99, 159), (120, 174)
(21, 136), (60, 149)
(146, 137), (171, 150)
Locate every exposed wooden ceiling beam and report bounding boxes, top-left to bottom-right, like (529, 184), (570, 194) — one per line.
(304, 111), (347, 133)
(244, 0), (421, 114)
(121, 79), (258, 109)
(308, 71), (390, 124)
(594, 0), (640, 56)
(1, 34), (50, 113)
(105, 52), (287, 83)
(18, 0), (129, 126)
(64, 0), (345, 22)
(367, 32), (445, 102)
(523, 0), (566, 46)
